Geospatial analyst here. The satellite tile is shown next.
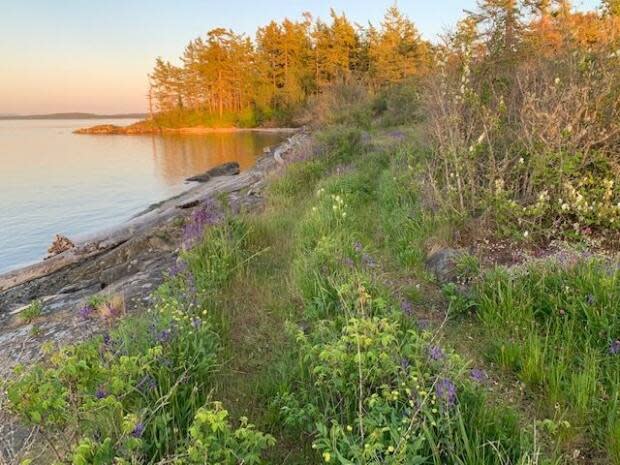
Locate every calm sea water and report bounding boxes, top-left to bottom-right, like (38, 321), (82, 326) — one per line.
(0, 119), (285, 274)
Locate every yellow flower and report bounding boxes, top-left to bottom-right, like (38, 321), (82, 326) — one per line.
(323, 452), (332, 463)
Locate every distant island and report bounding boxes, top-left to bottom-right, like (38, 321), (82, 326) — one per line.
(0, 112), (147, 120)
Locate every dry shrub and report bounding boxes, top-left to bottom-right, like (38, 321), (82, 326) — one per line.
(423, 12), (620, 238)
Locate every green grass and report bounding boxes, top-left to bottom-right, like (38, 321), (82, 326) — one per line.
(20, 299), (43, 324)
(5, 125), (576, 465)
(452, 260), (620, 463)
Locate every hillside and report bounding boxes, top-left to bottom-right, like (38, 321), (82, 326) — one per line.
(2, 3), (620, 465)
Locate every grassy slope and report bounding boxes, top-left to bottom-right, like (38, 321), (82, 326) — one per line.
(6, 120), (618, 465)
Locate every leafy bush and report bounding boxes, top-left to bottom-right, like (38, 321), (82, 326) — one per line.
(423, 10), (620, 240)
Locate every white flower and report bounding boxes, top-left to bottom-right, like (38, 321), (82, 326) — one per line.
(554, 77), (561, 85)
(519, 157), (524, 164)
(523, 231), (529, 238)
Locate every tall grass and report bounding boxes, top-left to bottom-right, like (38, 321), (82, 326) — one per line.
(456, 260), (620, 462)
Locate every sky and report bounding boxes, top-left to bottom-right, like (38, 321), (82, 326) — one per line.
(0, 0), (602, 115)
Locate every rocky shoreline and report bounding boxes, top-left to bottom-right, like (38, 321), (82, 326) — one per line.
(0, 130), (308, 462)
(0, 130), (306, 368)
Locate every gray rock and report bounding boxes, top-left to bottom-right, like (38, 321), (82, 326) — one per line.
(186, 161), (240, 183)
(425, 248), (465, 283)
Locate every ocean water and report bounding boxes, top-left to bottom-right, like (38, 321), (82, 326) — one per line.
(0, 119), (285, 273)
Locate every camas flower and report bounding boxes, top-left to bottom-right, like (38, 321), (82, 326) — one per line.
(168, 259), (187, 277)
(78, 304), (95, 320)
(609, 340), (620, 355)
(428, 345), (445, 361)
(131, 422), (145, 438)
(470, 368), (488, 383)
(182, 198), (223, 249)
(137, 375), (157, 392)
(435, 378), (457, 407)
(95, 388), (107, 399)
(400, 299), (414, 317)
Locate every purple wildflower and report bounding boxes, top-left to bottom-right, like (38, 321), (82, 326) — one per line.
(131, 423), (145, 438)
(400, 358), (410, 370)
(609, 340), (620, 355)
(586, 294), (596, 305)
(191, 318), (202, 329)
(353, 241), (363, 253)
(182, 198), (223, 249)
(470, 368), (488, 384)
(157, 329), (172, 344)
(137, 375), (157, 392)
(428, 345), (445, 361)
(435, 378), (457, 407)
(78, 305), (95, 320)
(389, 130), (406, 141)
(169, 259), (187, 278)
(400, 299), (414, 317)
(95, 388), (107, 399)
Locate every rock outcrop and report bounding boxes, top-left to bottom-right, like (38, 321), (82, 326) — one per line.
(186, 161), (240, 182)
(0, 131), (309, 464)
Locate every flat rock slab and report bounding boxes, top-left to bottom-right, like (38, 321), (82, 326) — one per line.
(186, 161), (240, 182)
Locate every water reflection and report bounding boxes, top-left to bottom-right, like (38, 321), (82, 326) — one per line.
(151, 132), (280, 185)
(0, 119), (286, 273)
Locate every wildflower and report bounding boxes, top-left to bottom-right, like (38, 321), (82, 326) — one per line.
(470, 368), (487, 383)
(523, 231), (529, 238)
(400, 358), (411, 370)
(168, 259), (187, 277)
(157, 329), (172, 344)
(323, 451), (332, 462)
(191, 318), (202, 329)
(400, 298), (414, 316)
(182, 198), (223, 249)
(586, 294), (596, 305)
(353, 241), (363, 253)
(137, 375), (157, 392)
(435, 378), (457, 407)
(131, 422), (145, 438)
(346, 425), (353, 432)
(78, 305), (95, 320)
(609, 340), (620, 355)
(388, 445), (395, 453)
(554, 77), (561, 85)
(95, 388), (107, 399)
(519, 157), (524, 164)
(428, 345), (445, 361)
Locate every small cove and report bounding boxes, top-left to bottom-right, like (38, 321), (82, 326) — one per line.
(0, 119), (286, 273)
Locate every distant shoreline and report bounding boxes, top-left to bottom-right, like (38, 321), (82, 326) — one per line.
(74, 120), (300, 135)
(0, 112), (147, 121)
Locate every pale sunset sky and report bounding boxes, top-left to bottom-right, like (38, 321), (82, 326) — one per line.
(0, 0), (601, 115)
